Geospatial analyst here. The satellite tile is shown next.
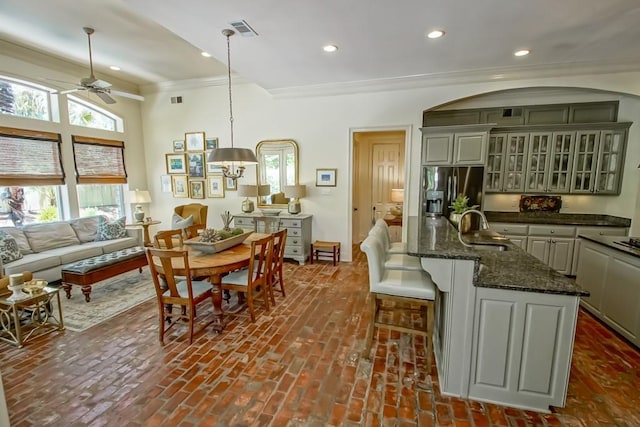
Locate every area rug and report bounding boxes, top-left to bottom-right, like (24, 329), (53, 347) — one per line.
(56, 269), (249, 332)
(56, 269), (156, 332)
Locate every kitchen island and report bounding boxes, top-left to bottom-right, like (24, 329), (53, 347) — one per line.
(406, 216), (588, 413)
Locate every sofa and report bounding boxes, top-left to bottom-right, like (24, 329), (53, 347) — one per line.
(0, 216), (142, 283)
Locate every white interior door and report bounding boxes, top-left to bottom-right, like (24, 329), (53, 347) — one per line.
(352, 130), (405, 243)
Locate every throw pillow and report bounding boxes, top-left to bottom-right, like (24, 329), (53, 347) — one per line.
(0, 231), (23, 264)
(96, 216), (127, 241)
(172, 213), (194, 232)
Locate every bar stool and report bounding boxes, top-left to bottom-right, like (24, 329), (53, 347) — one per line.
(310, 241), (341, 266)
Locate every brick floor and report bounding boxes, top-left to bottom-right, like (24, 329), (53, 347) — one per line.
(1, 247), (639, 426)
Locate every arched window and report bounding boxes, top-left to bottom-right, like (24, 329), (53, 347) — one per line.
(68, 96), (121, 131)
(0, 76), (52, 121)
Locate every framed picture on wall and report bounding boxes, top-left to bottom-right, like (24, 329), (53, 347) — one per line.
(171, 175), (188, 198)
(173, 139), (185, 152)
(207, 175), (225, 198)
(224, 177), (237, 191)
(189, 180), (205, 199)
(166, 153), (186, 174)
(316, 168), (337, 187)
(187, 152), (205, 178)
(205, 137), (218, 150)
(160, 174), (172, 193)
(185, 131), (205, 151)
(206, 162), (223, 175)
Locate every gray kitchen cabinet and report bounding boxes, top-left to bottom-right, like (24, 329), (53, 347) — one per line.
(525, 132), (575, 193)
(485, 133), (528, 192)
(233, 213), (312, 265)
(576, 239), (640, 347)
(421, 126), (492, 165)
(526, 225), (576, 275)
(571, 226), (628, 275)
(571, 127), (627, 194)
(490, 222), (528, 249)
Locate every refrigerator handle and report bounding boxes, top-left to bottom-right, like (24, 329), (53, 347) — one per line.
(447, 175), (452, 204)
(453, 175), (458, 199)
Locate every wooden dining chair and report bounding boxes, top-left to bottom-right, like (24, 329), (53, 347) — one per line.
(145, 248), (215, 344)
(221, 234), (274, 322)
(153, 229), (184, 249)
(184, 224), (206, 240)
(268, 228), (288, 303)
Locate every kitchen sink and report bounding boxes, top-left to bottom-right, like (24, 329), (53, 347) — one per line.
(468, 243), (508, 251)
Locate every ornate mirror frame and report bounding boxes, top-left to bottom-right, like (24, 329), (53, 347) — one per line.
(256, 139), (299, 209)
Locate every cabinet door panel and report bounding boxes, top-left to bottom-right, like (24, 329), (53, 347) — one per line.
(548, 238), (574, 275)
(527, 237), (550, 263)
(595, 130), (625, 194)
(453, 133), (486, 165)
(548, 132), (575, 193)
(474, 299), (515, 387)
(602, 257), (640, 340)
(505, 236), (527, 250)
(503, 133), (529, 192)
(571, 131), (600, 193)
(525, 133), (552, 192)
(485, 134), (506, 192)
(575, 241), (610, 313)
(422, 134), (453, 165)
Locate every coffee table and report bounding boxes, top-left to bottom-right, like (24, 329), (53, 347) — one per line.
(0, 286), (64, 347)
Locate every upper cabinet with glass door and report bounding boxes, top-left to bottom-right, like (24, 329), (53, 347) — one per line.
(256, 140), (298, 208)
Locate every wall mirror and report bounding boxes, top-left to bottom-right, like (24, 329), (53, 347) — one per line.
(256, 139), (298, 208)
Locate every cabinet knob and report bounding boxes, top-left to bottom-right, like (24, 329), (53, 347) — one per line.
(550, 230), (555, 234)
(292, 240), (299, 244)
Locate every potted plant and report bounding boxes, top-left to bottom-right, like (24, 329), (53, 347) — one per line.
(449, 194), (478, 231)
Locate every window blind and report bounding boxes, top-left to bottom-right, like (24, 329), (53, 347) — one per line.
(0, 126), (65, 185)
(72, 135), (127, 184)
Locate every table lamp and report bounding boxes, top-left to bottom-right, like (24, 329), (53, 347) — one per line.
(284, 184), (307, 214)
(237, 185), (258, 213)
(128, 189), (151, 222)
(390, 188), (403, 216)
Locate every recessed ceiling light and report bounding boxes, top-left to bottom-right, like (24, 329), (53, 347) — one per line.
(427, 30), (445, 39)
(201, 51), (212, 58)
(514, 49), (530, 57)
(109, 66), (121, 71)
(323, 44), (338, 53)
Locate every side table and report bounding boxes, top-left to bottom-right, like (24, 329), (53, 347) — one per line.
(127, 220), (161, 247)
(0, 287), (64, 348)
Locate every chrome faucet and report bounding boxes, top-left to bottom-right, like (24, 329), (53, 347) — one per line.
(458, 209), (489, 247)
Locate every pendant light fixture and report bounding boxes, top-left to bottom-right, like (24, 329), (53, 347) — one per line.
(207, 29), (258, 180)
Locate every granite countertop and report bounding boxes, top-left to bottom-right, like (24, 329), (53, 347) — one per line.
(578, 234), (640, 259)
(484, 211), (631, 227)
(406, 216), (589, 296)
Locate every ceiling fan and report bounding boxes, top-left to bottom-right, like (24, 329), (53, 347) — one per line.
(58, 27), (144, 104)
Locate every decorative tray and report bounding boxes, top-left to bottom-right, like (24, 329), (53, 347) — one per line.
(184, 231), (253, 254)
(519, 195), (562, 213)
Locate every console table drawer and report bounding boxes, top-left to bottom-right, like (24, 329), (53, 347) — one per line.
(286, 228), (302, 238)
(280, 218), (302, 228)
(234, 217), (254, 228)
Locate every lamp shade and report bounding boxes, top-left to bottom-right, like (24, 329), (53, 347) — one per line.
(237, 185), (258, 197)
(391, 188), (404, 203)
(129, 190), (151, 204)
(257, 185), (271, 196)
(284, 185), (307, 199)
(207, 148), (258, 164)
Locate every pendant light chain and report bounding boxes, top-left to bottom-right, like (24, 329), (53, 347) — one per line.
(226, 31), (234, 149)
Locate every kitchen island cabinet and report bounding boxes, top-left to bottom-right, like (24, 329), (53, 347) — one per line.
(407, 216), (586, 412)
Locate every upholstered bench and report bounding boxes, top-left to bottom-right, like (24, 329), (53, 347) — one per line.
(61, 246), (148, 302)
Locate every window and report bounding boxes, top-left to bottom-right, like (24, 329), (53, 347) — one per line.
(68, 96), (119, 131)
(0, 186), (62, 227)
(73, 135), (127, 219)
(0, 76), (51, 121)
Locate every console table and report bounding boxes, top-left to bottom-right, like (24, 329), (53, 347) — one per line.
(233, 213), (312, 265)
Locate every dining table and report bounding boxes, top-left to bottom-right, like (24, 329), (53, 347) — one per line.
(166, 232), (267, 332)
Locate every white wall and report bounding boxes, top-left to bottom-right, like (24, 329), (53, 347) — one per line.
(141, 73), (640, 258)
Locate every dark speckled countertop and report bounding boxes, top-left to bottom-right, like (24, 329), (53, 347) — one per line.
(406, 216), (589, 296)
(578, 234), (640, 258)
(484, 211), (631, 227)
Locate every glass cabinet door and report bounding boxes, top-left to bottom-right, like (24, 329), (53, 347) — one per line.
(571, 131), (600, 193)
(595, 129), (625, 194)
(547, 132), (575, 193)
(485, 134), (506, 192)
(503, 133), (529, 192)
(525, 132), (552, 192)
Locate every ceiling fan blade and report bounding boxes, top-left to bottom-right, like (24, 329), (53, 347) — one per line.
(59, 88), (83, 95)
(110, 89), (145, 102)
(95, 91), (116, 104)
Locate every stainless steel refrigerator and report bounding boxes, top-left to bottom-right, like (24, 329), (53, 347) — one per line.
(421, 166), (485, 219)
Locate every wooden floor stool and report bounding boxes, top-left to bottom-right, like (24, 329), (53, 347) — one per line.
(310, 241), (341, 266)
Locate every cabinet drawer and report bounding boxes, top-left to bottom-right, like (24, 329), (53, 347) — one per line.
(576, 226), (627, 237)
(287, 227), (302, 238)
(284, 246), (304, 257)
(490, 222), (528, 236)
(287, 235), (304, 247)
(280, 219), (302, 228)
(233, 217), (254, 228)
(528, 225), (576, 237)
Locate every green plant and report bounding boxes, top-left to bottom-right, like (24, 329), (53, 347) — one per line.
(449, 194), (478, 214)
(37, 206), (59, 222)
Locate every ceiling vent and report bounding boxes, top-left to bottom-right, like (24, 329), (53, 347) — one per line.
(502, 107), (523, 117)
(229, 20), (258, 37)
